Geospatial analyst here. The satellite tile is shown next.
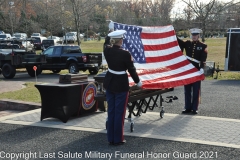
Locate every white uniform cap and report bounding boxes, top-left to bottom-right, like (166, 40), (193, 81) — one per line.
(108, 30), (126, 38)
(109, 21), (114, 31)
(189, 28), (202, 35)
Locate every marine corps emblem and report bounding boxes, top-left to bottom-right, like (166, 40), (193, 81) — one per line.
(82, 82), (97, 110)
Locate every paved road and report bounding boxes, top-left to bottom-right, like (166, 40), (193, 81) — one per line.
(1, 108), (240, 160)
(153, 80), (240, 119)
(0, 72), (240, 160)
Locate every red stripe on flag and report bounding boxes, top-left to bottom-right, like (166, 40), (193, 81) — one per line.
(130, 68), (200, 85)
(142, 75), (205, 89)
(133, 60), (192, 76)
(144, 41), (179, 51)
(141, 30), (175, 39)
(144, 68), (200, 82)
(145, 51), (183, 63)
(129, 69), (204, 89)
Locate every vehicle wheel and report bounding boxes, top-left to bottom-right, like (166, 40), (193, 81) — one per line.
(26, 66), (41, 77)
(2, 63), (16, 79)
(52, 69), (61, 73)
(88, 68), (99, 75)
(68, 62), (79, 74)
(26, 66), (35, 77)
(36, 65), (42, 75)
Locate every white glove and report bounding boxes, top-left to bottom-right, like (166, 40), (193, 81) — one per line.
(199, 68), (204, 74)
(137, 81), (142, 87)
(108, 21), (114, 31)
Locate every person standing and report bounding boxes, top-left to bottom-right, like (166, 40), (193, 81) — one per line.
(177, 28), (208, 114)
(103, 30), (142, 145)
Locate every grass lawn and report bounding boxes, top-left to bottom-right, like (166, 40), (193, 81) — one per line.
(1, 37), (240, 103)
(0, 83), (41, 103)
(80, 39), (104, 53)
(198, 38), (240, 80)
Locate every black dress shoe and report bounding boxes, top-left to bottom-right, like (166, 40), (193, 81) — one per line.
(192, 110), (198, 114)
(182, 109), (192, 114)
(114, 140), (126, 146)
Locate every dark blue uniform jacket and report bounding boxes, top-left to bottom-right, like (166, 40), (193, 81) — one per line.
(103, 45), (140, 92)
(177, 38), (208, 69)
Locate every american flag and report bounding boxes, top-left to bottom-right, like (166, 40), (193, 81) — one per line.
(112, 22), (205, 89)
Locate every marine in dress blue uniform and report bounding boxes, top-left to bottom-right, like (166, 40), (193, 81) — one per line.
(177, 28), (208, 114)
(103, 30), (142, 145)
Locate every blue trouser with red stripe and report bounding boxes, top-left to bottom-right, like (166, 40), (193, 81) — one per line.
(106, 90), (128, 143)
(184, 81), (201, 111)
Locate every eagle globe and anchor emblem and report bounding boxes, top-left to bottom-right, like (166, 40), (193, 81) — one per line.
(82, 82), (97, 110)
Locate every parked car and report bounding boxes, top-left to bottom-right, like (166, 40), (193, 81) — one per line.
(0, 34), (12, 40)
(41, 39), (60, 51)
(0, 43), (33, 53)
(0, 43), (20, 49)
(32, 36), (47, 50)
(0, 39), (34, 52)
(63, 32), (77, 43)
(12, 33), (27, 40)
(21, 40), (34, 51)
(40, 45), (102, 74)
(47, 36), (61, 42)
(31, 33), (41, 37)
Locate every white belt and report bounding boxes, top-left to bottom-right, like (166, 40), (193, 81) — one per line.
(108, 68), (126, 75)
(186, 56), (200, 64)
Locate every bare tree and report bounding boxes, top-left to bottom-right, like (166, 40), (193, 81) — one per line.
(151, 0), (175, 25)
(69, 0), (98, 45)
(181, 0), (240, 42)
(113, 0), (175, 26)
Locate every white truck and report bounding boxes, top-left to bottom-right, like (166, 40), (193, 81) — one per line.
(63, 32), (77, 43)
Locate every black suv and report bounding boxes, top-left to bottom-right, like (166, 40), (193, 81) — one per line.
(0, 39), (34, 52)
(0, 43), (20, 49)
(41, 39), (58, 51)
